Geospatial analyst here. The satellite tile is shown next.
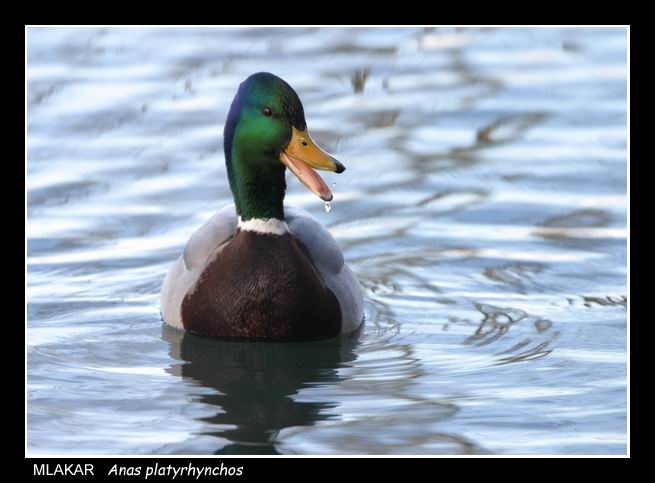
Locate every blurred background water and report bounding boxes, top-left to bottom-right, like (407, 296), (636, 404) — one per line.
(26, 26), (628, 455)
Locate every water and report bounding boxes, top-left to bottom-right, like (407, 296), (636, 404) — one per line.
(26, 27), (628, 455)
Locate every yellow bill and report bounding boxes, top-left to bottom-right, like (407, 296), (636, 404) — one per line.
(279, 126), (345, 202)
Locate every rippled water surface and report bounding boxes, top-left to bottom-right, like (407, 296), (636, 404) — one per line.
(27, 27), (628, 455)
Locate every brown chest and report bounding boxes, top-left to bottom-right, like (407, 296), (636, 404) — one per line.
(181, 231), (341, 340)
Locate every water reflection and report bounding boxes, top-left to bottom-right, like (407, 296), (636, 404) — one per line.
(162, 325), (360, 454)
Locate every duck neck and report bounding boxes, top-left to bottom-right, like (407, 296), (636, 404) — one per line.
(227, 153), (287, 222)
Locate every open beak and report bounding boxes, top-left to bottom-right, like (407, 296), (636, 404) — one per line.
(279, 126), (345, 202)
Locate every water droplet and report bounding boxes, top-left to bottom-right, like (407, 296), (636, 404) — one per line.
(324, 201), (332, 213)
(332, 182), (336, 187)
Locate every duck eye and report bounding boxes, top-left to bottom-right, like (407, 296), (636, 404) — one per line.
(263, 107), (273, 117)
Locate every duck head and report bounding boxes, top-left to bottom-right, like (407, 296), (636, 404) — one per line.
(224, 72), (345, 221)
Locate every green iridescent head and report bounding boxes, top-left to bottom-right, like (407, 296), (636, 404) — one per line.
(223, 72), (345, 221)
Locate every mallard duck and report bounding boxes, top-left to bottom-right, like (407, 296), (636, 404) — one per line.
(160, 72), (364, 340)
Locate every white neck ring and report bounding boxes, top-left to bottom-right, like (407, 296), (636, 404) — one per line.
(237, 217), (289, 236)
